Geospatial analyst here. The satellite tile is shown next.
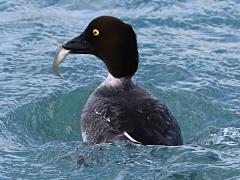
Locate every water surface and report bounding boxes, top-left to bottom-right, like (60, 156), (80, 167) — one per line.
(0, 0), (240, 179)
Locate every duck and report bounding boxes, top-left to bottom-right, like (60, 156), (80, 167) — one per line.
(53, 16), (183, 145)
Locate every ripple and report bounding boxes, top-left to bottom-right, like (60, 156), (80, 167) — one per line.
(1, 0), (240, 178)
(208, 127), (240, 146)
(5, 88), (92, 146)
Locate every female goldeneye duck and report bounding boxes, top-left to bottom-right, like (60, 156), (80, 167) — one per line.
(53, 16), (183, 145)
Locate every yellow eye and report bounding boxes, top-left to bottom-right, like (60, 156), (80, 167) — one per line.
(93, 29), (100, 36)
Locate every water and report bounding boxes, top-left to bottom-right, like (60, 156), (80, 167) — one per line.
(0, 0), (240, 179)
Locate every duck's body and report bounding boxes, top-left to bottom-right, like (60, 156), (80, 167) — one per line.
(53, 16), (183, 145)
(81, 74), (183, 145)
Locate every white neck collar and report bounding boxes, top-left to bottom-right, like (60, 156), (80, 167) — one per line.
(99, 73), (132, 88)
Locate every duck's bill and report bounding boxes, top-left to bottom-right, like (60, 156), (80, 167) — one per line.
(52, 33), (90, 77)
(62, 33), (91, 54)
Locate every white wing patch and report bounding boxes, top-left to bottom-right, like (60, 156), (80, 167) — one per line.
(95, 109), (141, 144)
(123, 131), (141, 144)
(94, 109), (111, 122)
(105, 117), (111, 122)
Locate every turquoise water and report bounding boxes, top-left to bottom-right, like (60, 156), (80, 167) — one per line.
(1, 0), (240, 179)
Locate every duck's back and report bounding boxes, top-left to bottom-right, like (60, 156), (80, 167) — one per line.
(81, 82), (183, 145)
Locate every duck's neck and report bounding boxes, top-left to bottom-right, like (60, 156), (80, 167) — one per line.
(99, 73), (133, 88)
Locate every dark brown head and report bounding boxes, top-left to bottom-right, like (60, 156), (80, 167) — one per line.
(63, 16), (139, 78)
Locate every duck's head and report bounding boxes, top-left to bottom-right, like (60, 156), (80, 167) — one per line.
(61, 16), (139, 78)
